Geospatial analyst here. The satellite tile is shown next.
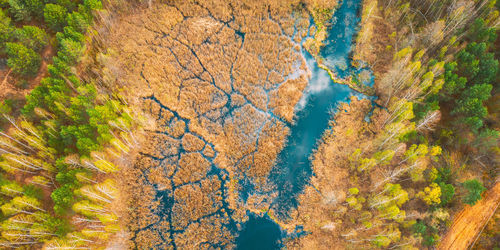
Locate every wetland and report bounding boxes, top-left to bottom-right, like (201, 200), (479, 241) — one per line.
(107, 0), (374, 248)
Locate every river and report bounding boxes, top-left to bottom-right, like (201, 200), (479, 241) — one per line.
(236, 0), (370, 248)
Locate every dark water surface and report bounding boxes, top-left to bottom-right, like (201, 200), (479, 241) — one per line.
(236, 215), (282, 250)
(236, 0), (368, 248)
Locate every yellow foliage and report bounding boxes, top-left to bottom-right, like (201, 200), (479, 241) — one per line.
(428, 167), (439, 182)
(430, 145), (442, 156)
(346, 197), (357, 207)
(357, 157), (376, 172)
(94, 159), (119, 173)
(394, 47), (413, 60)
(414, 49), (425, 61)
(408, 61), (421, 73)
(348, 187), (359, 195)
(81, 229), (111, 240)
(110, 138), (129, 153)
(417, 183), (441, 205)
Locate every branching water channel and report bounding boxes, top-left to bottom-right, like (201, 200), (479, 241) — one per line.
(236, 0), (371, 248)
(118, 0), (371, 248)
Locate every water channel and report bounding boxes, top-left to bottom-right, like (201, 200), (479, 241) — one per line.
(236, 0), (370, 248)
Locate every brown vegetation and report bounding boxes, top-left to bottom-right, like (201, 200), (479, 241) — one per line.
(352, 0), (394, 76)
(94, 0), (340, 247)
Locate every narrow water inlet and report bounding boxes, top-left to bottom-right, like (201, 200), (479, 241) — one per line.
(269, 0), (368, 217)
(237, 0), (370, 248)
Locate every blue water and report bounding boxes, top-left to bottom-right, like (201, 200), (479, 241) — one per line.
(270, 0), (366, 217)
(236, 0), (369, 248)
(236, 214), (282, 250)
(320, 0), (367, 80)
(268, 52), (355, 215)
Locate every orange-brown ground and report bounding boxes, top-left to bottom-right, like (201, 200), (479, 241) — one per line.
(439, 180), (500, 250)
(472, 205), (500, 249)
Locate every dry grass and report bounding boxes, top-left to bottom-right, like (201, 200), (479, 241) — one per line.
(99, 0), (340, 247)
(352, 0), (394, 80)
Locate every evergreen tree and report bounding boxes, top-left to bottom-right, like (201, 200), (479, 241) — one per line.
(5, 42), (41, 76)
(15, 25), (48, 52)
(462, 179), (486, 205)
(451, 83), (492, 132)
(66, 11), (88, 33)
(0, 10), (14, 49)
(8, 0), (30, 21)
(44, 4), (67, 31)
(467, 18), (497, 45)
(439, 182), (455, 206)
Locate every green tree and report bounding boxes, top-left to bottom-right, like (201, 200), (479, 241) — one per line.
(0, 99), (12, 116)
(434, 167), (452, 183)
(9, 0), (44, 20)
(76, 137), (99, 156)
(451, 83), (492, 132)
(423, 233), (440, 246)
(44, 4), (67, 31)
(462, 179), (486, 205)
(52, 0), (77, 10)
(22, 76), (72, 118)
(57, 26), (85, 44)
(0, 10), (14, 49)
(44, 217), (71, 236)
(467, 18), (497, 45)
(454, 84), (492, 127)
(8, 0), (30, 21)
(15, 25), (48, 52)
(57, 37), (83, 65)
(438, 182), (455, 206)
(473, 129), (500, 153)
(66, 11), (88, 33)
(412, 221), (427, 235)
(457, 42), (498, 85)
(440, 62), (467, 99)
(88, 100), (122, 144)
(51, 184), (75, 215)
(47, 55), (72, 76)
(5, 42), (41, 76)
(83, 0), (102, 11)
(24, 0), (43, 16)
(23, 184), (43, 199)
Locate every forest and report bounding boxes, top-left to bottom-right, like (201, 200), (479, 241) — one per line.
(0, 0), (137, 248)
(0, 0), (497, 249)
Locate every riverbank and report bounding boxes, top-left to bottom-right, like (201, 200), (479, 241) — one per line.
(303, 0), (377, 96)
(284, 96), (383, 249)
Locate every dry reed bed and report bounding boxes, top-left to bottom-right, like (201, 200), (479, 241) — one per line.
(104, 0), (339, 247)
